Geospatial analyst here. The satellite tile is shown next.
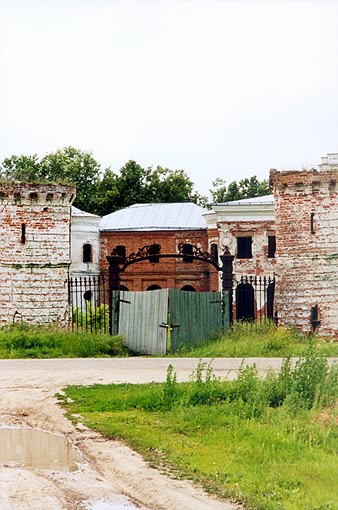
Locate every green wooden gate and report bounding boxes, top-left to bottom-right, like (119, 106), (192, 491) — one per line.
(116, 288), (227, 355)
(169, 289), (223, 353)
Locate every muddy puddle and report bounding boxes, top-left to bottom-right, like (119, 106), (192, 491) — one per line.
(0, 426), (82, 471)
(88, 502), (146, 510)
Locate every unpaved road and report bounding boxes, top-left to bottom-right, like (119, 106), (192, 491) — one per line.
(0, 357), (321, 510)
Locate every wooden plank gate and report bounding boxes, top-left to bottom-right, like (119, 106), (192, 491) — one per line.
(117, 288), (226, 355)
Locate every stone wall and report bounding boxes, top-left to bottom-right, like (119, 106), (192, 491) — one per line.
(270, 168), (338, 336)
(0, 184), (75, 325)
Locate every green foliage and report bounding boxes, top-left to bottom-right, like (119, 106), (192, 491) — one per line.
(0, 323), (127, 358)
(210, 175), (271, 203)
(61, 355), (338, 510)
(0, 151), (207, 215)
(177, 321), (338, 358)
(72, 303), (110, 334)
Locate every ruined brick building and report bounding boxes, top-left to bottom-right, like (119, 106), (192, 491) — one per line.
(0, 183), (75, 325)
(270, 153), (338, 336)
(99, 203), (219, 292)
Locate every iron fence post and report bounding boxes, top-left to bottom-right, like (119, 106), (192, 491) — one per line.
(107, 249), (121, 335)
(220, 248), (235, 327)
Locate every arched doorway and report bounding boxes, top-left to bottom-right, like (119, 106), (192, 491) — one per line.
(267, 281), (275, 319)
(236, 282), (254, 320)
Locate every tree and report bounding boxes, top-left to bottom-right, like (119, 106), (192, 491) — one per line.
(0, 147), (102, 213)
(210, 175), (270, 203)
(95, 161), (207, 216)
(39, 147), (101, 213)
(1, 154), (41, 182)
(0, 150), (207, 215)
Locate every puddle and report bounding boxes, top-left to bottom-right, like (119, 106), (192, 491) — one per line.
(90, 502), (145, 510)
(0, 427), (82, 471)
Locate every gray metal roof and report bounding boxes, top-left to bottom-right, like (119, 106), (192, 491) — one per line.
(99, 203), (207, 231)
(215, 194), (274, 206)
(71, 206), (100, 217)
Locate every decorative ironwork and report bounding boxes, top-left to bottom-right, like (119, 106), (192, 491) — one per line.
(177, 243), (220, 267)
(119, 242), (221, 270)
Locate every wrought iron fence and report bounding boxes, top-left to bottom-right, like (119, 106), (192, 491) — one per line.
(69, 275), (110, 333)
(234, 275), (275, 322)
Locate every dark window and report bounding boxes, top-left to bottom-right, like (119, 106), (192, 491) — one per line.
(116, 245), (126, 263)
(237, 237), (252, 259)
(210, 243), (218, 261)
(147, 284), (161, 291)
(83, 290), (92, 301)
(148, 244), (161, 263)
(120, 285), (129, 291)
(21, 224), (26, 244)
(268, 236), (276, 258)
(181, 285), (196, 292)
(310, 212), (315, 234)
(83, 243), (92, 263)
(182, 243), (193, 263)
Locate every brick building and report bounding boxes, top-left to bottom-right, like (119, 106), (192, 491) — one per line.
(271, 161), (338, 336)
(205, 195), (276, 320)
(99, 203), (219, 292)
(0, 183), (75, 325)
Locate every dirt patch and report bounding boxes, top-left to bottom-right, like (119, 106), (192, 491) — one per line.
(0, 358), (248, 510)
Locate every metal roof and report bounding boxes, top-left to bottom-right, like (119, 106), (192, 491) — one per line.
(215, 194), (274, 206)
(99, 203), (208, 231)
(71, 206), (100, 217)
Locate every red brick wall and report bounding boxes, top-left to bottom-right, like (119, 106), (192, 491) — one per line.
(100, 229), (219, 291)
(271, 168), (338, 336)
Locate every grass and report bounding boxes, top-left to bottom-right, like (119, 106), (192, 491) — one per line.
(59, 353), (338, 510)
(176, 321), (338, 358)
(0, 320), (337, 359)
(0, 323), (128, 358)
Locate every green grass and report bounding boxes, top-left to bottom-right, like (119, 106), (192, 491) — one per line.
(0, 323), (128, 358)
(59, 354), (338, 510)
(176, 321), (338, 357)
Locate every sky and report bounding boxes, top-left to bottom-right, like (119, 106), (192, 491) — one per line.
(1, 0), (337, 197)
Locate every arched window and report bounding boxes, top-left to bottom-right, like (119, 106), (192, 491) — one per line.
(147, 284), (162, 291)
(83, 243), (92, 263)
(181, 285), (196, 292)
(120, 285), (129, 291)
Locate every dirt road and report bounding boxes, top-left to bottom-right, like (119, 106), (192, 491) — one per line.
(0, 357), (292, 510)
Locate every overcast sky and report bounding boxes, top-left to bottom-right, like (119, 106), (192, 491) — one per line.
(1, 0), (337, 196)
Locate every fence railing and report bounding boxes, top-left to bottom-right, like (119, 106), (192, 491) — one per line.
(68, 273), (276, 334)
(69, 275), (110, 333)
(234, 275), (275, 322)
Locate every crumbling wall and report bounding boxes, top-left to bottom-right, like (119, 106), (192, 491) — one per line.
(270, 168), (338, 336)
(0, 184), (75, 326)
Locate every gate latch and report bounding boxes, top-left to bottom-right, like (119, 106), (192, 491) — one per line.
(159, 322), (180, 331)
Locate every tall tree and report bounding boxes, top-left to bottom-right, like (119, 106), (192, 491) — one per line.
(210, 175), (270, 203)
(39, 147), (101, 213)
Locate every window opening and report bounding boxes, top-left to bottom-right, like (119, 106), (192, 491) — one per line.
(83, 244), (92, 263)
(115, 245), (126, 263)
(147, 284), (161, 291)
(182, 243), (193, 263)
(237, 237), (252, 259)
(310, 213), (315, 234)
(268, 236), (276, 258)
(181, 285), (196, 292)
(210, 243), (218, 261)
(21, 224), (26, 244)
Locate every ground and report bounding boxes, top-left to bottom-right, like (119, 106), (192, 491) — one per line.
(0, 357), (287, 510)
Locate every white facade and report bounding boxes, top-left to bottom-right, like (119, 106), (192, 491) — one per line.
(70, 207), (101, 277)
